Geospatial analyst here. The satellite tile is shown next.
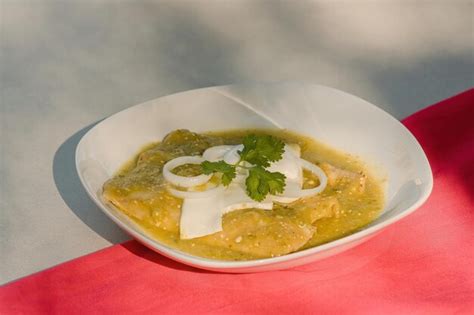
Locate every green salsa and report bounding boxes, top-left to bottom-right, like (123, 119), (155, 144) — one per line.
(103, 129), (384, 260)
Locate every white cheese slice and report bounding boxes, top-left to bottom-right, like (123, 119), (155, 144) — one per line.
(221, 183), (273, 214)
(267, 144), (303, 186)
(180, 195), (222, 239)
(179, 183), (273, 239)
(202, 145), (234, 161)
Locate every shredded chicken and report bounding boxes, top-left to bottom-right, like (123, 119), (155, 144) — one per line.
(288, 195), (341, 221)
(320, 162), (367, 194)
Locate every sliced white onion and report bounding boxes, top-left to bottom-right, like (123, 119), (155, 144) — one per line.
(298, 158), (328, 195)
(202, 145), (234, 161)
(287, 143), (301, 156)
(267, 182), (300, 203)
(223, 144), (244, 165)
(269, 196), (299, 203)
(163, 156), (211, 188)
(221, 182), (273, 213)
(223, 200), (273, 213)
(269, 158), (328, 203)
(233, 172), (248, 184)
(167, 184), (225, 199)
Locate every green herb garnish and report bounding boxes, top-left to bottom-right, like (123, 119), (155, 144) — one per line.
(239, 134), (285, 167)
(201, 160), (237, 186)
(245, 165), (286, 201)
(201, 134), (286, 201)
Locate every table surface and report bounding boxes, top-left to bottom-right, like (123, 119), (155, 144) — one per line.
(1, 1), (473, 285)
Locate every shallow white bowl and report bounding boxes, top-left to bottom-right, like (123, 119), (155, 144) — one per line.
(76, 82), (433, 272)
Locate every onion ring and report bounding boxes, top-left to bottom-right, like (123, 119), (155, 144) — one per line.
(223, 144), (244, 165)
(269, 158), (328, 203)
(167, 184), (225, 199)
(295, 158), (328, 196)
(163, 156), (211, 188)
(202, 145), (234, 161)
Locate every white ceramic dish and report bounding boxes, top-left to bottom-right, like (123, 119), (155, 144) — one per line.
(75, 82), (433, 272)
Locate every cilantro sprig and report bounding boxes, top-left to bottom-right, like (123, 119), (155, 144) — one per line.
(201, 160), (236, 186)
(239, 134), (285, 167)
(201, 134), (286, 201)
(245, 165), (286, 201)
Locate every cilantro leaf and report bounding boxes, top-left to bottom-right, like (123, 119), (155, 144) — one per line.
(238, 134), (285, 167)
(245, 166), (286, 201)
(201, 160), (236, 186)
(200, 135), (287, 201)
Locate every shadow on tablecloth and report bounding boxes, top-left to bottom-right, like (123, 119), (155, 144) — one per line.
(53, 121), (130, 244)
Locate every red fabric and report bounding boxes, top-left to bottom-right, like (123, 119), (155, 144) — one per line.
(1, 90), (473, 314)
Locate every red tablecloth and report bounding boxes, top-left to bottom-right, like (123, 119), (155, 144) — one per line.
(1, 89), (473, 314)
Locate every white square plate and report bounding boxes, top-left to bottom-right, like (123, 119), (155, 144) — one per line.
(76, 82), (433, 272)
